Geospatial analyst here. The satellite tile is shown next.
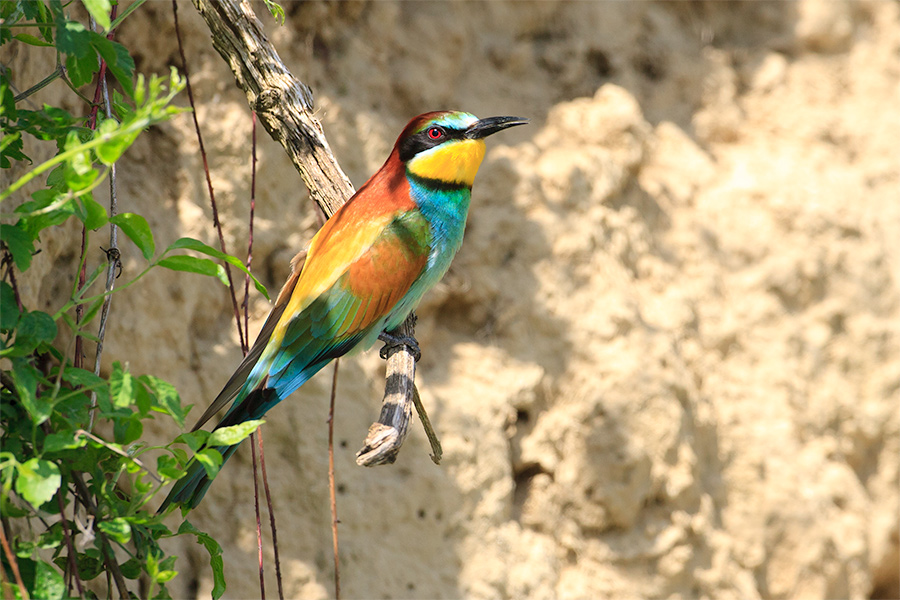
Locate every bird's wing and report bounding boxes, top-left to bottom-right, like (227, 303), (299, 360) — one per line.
(264, 207), (432, 395)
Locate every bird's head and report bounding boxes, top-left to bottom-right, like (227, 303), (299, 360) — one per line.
(395, 111), (528, 187)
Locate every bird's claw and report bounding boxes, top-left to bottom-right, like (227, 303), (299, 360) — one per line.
(378, 332), (421, 362)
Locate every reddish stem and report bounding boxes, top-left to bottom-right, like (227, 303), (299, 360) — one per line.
(56, 489), (85, 599)
(328, 359), (341, 600)
(171, 0), (247, 353)
(250, 431), (266, 599)
(0, 525), (26, 599)
(244, 112), (257, 338)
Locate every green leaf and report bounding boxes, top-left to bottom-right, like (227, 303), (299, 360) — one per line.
(207, 420), (264, 447)
(0, 77), (16, 120)
(91, 36), (135, 95)
(98, 517), (132, 544)
(55, 17), (91, 57)
(82, 0), (112, 31)
(111, 89), (133, 121)
(36, 522), (65, 550)
(119, 557), (142, 579)
(75, 196), (109, 229)
(110, 362), (134, 408)
(0, 131), (27, 168)
(139, 375), (186, 427)
(214, 263), (229, 287)
(110, 212), (154, 259)
(19, 310), (57, 343)
(7, 310), (58, 357)
(133, 72), (146, 107)
(79, 295), (106, 328)
(134, 381), (152, 416)
(263, 0), (285, 25)
(63, 553), (104, 581)
(12, 33), (54, 47)
(194, 448), (223, 480)
(17, 189), (75, 238)
(178, 521), (226, 599)
(157, 455), (185, 481)
(174, 430), (209, 453)
(63, 130), (99, 190)
(10, 359), (50, 423)
(65, 50), (100, 89)
(157, 255), (220, 278)
(61, 365), (107, 389)
(113, 415), (142, 445)
(43, 431), (87, 454)
(94, 117), (130, 165)
(72, 263), (106, 303)
(15, 458), (61, 506)
(0, 223), (35, 271)
(33, 558), (67, 600)
(0, 281), (20, 331)
(165, 237), (270, 300)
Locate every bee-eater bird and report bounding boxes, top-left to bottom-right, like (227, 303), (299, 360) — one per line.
(160, 111), (527, 511)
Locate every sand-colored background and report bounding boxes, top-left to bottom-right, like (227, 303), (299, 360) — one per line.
(5, 1), (899, 598)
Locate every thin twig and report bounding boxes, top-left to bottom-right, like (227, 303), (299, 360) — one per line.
(2, 255), (24, 312)
(12, 63), (64, 102)
(245, 110), (269, 600)
(70, 473), (130, 599)
(88, 4), (121, 432)
(0, 525), (27, 600)
(74, 226), (88, 370)
(250, 432), (266, 600)
(256, 429), (284, 600)
(85, 6), (117, 131)
(328, 359), (341, 600)
(243, 111), (257, 339)
(172, 0), (247, 353)
(411, 384), (442, 465)
(56, 489), (86, 599)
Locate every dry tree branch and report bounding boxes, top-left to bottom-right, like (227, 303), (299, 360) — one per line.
(191, 0), (352, 217)
(189, 0), (430, 462)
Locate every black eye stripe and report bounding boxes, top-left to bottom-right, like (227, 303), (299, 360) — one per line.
(398, 126), (466, 162)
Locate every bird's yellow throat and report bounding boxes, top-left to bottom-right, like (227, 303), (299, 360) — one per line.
(407, 139), (486, 187)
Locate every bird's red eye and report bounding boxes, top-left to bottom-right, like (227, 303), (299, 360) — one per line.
(427, 126), (443, 140)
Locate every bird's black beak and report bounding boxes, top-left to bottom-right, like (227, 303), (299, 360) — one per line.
(466, 116), (529, 139)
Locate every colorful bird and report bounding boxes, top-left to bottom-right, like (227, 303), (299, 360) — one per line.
(160, 111), (527, 511)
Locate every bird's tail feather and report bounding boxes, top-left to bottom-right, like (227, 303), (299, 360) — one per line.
(157, 444), (240, 513)
(158, 387), (280, 513)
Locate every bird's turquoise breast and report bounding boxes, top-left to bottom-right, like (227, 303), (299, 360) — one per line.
(380, 173), (472, 330)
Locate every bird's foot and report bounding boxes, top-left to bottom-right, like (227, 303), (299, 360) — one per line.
(378, 331), (421, 362)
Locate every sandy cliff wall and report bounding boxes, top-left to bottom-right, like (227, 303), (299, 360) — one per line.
(6, 1), (899, 598)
